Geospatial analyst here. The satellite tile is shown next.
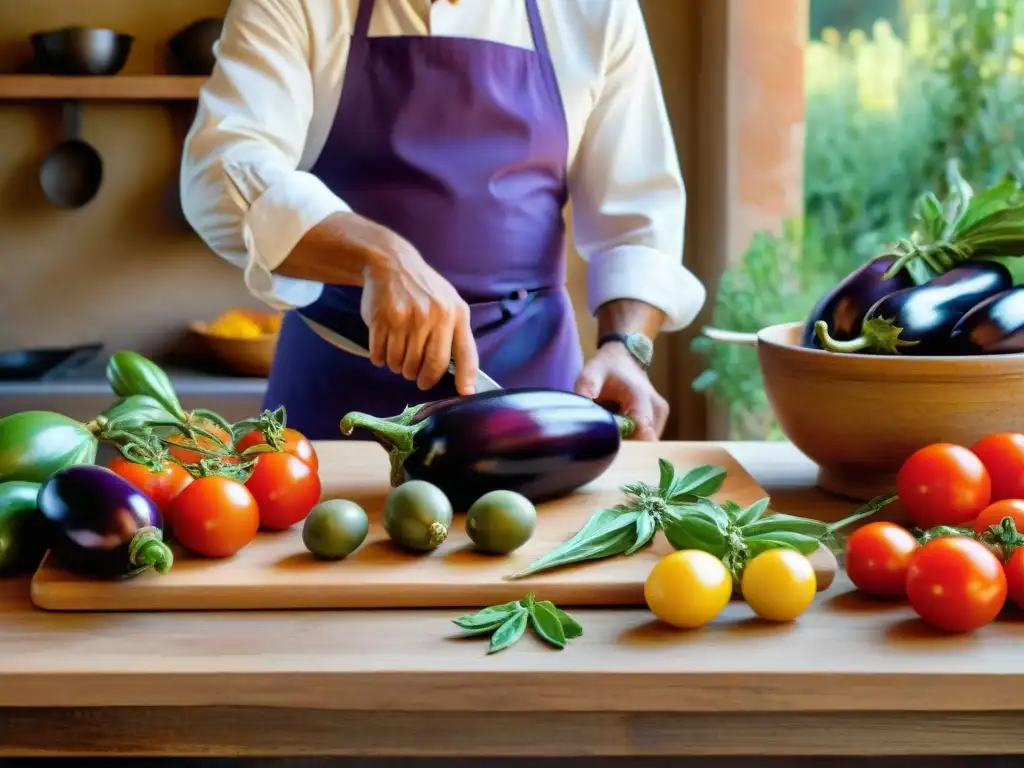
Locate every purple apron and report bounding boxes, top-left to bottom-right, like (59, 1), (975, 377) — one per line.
(263, 0), (582, 440)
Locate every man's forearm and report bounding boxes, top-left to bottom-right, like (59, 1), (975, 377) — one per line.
(596, 299), (665, 340)
(272, 211), (399, 286)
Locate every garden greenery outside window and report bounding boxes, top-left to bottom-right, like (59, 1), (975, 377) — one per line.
(694, 0), (1024, 439)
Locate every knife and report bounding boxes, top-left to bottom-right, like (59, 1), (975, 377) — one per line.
(297, 311), (502, 393)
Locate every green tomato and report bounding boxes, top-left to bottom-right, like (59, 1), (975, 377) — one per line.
(465, 490), (537, 554)
(383, 480), (453, 553)
(302, 499), (370, 560)
(0, 411), (97, 484)
(0, 481), (48, 575)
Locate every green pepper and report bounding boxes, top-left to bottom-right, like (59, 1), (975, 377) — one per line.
(106, 351), (187, 422)
(0, 481), (49, 575)
(0, 411), (98, 484)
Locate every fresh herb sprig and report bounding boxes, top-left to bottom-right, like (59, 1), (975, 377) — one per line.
(506, 458), (897, 583)
(452, 594), (583, 654)
(505, 461), (727, 580)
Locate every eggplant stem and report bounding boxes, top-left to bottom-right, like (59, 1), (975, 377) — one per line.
(814, 322), (872, 353)
(340, 405), (427, 487)
(128, 527), (174, 575)
(615, 415), (637, 439)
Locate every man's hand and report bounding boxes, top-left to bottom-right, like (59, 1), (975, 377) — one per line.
(575, 299), (668, 441)
(574, 343), (668, 441)
(361, 239), (478, 394)
(276, 211), (479, 395)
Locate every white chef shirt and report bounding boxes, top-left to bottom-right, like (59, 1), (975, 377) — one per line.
(180, 0), (706, 332)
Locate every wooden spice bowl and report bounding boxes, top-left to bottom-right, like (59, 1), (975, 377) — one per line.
(705, 322), (1024, 500)
(189, 308), (281, 377)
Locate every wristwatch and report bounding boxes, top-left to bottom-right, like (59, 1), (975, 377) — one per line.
(597, 332), (654, 370)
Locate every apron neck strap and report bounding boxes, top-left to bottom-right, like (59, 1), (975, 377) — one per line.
(354, 0), (374, 39)
(524, 0), (551, 59)
(354, 0), (551, 57)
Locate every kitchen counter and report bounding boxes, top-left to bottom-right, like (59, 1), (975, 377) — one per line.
(0, 356), (267, 422)
(2, 441), (1023, 759)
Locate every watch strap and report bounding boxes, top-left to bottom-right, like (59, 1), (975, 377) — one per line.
(598, 332), (653, 369)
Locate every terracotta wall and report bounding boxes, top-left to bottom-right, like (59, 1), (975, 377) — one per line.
(0, 0), (806, 438)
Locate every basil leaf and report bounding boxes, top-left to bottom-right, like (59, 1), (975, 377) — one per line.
(912, 190), (946, 242)
(488, 608), (528, 654)
(624, 511), (658, 556)
(745, 530), (822, 556)
(452, 617), (511, 636)
(730, 497), (770, 528)
(952, 179), (1023, 237)
(721, 500), (743, 520)
(529, 601), (567, 649)
(452, 601), (522, 632)
(507, 510), (641, 579)
(665, 464), (726, 502)
(741, 513), (828, 538)
(540, 602), (583, 640)
(673, 497), (731, 529)
(658, 458), (677, 497)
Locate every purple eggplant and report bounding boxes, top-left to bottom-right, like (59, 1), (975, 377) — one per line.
(340, 389), (636, 510)
(801, 255), (916, 349)
(949, 287), (1024, 355)
(37, 465), (173, 578)
(815, 261), (1012, 355)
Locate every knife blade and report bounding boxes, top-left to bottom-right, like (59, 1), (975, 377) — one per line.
(297, 312), (502, 393)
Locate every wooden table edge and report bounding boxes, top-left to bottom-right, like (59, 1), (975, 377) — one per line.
(0, 669), (1019, 713)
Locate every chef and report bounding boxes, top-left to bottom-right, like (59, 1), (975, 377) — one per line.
(180, 0), (706, 442)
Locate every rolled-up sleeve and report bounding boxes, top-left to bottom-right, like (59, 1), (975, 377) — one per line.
(567, 1), (706, 332)
(180, 0), (345, 309)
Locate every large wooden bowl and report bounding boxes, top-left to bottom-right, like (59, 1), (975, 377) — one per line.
(709, 322), (1024, 500)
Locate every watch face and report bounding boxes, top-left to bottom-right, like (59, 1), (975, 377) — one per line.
(625, 334), (653, 368)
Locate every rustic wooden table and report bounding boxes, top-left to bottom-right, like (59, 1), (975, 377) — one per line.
(1, 441), (1023, 760)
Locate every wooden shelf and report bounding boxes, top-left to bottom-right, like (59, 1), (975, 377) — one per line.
(0, 75), (205, 101)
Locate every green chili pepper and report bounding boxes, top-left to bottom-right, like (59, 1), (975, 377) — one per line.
(106, 351), (187, 422)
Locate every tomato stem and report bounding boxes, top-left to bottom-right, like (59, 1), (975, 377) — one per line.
(824, 493), (899, 535)
(188, 409), (233, 436)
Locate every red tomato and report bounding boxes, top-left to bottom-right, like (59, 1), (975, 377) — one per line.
(905, 537), (1007, 633)
(971, 433), (1024, 502)
(245, 451), (322, 530)
(896, 443), (991, 529)
(972, 499), (1024, 537)
(236, 428), (318, 472)
(844, 522), (919, 597)
(169, 476), (259, 558)
(167, 420), (236, 466)
(1004, 548), (1024, 610)
(106, 456), (193, 515)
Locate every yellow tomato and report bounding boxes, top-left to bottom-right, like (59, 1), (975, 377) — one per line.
(740, 549), (817, 622)
(644, 550), (732, 629)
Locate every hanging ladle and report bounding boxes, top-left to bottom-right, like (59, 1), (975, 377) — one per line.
(39, 100), (104, 209)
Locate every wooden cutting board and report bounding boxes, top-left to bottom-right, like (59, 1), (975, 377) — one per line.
(30, 442), (768, 612)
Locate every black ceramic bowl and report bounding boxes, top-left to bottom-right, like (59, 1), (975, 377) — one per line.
(31, 27), (134, 76)
(168, 18), (223, 76)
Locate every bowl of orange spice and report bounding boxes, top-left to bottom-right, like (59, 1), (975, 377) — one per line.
(189, 308), (282, 376)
